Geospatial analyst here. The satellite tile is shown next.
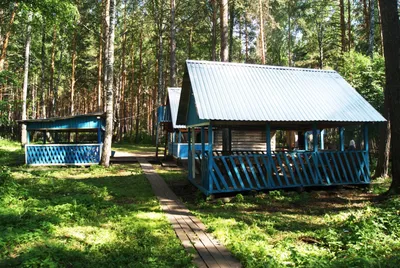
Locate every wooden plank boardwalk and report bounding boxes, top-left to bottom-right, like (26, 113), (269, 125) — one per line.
(137, 158), (242, 268)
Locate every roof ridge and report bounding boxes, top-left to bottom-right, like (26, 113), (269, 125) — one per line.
(186, 59), (337, 73)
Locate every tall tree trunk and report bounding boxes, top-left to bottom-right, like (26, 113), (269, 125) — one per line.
(245, 12), (249, 62)
(71, 28), (77, 115)
(339, 0), (346, 52)
(97, 24), (103, 111)
(102, 0), (110, 113)
(101, 0), (115, 167)
(239, 15), (242, 62)
(375, 100), (391, 179)
(119, 0), (127, 141)
(54, 35), (64, 117)
(288, 1), (292, 66)
(347, 0), (351, 51)
(362, 0), (370, 34)
(40, 22), (47, 118)
(129, 40), (135, 136)
(378, 0), (400, 194)
(368, 0), (375, 58)
(211, 0), (217, 61)
(0, 2), (18, 72)
(220, 0), (230, 154)
(21, 12), (32, 146)
(188, 27), (193, 59)
(49, 26), (57, 117)
(134, 30), (143, 143)
(170, 0), (177, 86)
(229, 0), (235, 62)
(32, 74), (37, 118)
(220, 0), (229, 62)
(259, 0), (265, 64)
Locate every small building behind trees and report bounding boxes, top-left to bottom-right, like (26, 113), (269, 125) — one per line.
(177, 60), (386, 196)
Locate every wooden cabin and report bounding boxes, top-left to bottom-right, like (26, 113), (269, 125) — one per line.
(177, 60), (386, 196)
(18, 113), (105, 166)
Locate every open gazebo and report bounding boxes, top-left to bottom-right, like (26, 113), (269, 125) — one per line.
(177, 60), (386, 196)
(19, 113), (105, 166)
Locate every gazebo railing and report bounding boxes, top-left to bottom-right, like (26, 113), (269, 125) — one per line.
(196, 150), (370, 194)
(25, 144), (102, 166)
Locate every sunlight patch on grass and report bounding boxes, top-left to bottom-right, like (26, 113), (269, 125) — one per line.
(0, 140), (193, 267)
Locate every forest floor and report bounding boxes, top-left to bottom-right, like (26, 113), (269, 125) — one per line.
(155, 162), (400, 267)
(0, 140), (193, 267)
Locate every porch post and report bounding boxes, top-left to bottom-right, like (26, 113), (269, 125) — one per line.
(188, 128), (192, 180)
(363, 124), (369, 175)
(339, 127), (344, 151)
(266, 123), (272, 187)
(208, 123), (213, 193)
(312, 124), (318, 152)
(363, 124), (369, 152)
(27, 131), (30, 144)
(43, 131), (46, 144)
(178, 131), (182, 143)
(191, 128), (196, 180)
(320, 129), (324, 150)
(305, 132), (308, 150)
(201, 127), (205, 157)
(97, 121), (102, 144)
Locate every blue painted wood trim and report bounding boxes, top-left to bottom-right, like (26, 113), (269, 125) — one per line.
(208, 124), (214, 193)
(229, 156), (245, 189)
(221, 157), (238, 190)
(339, 127), (344, 151)
(212, 160), (229, 190)
(188, 128), (192, 181)
(266, 123), (273, 184)
(26, 144), (102, 165)
(363, 124), (369, 170)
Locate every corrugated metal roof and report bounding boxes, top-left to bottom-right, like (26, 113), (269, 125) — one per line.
(182, 60), (386, 123)
(167, 87), (186, 129)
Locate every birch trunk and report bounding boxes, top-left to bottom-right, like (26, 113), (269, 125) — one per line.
(101, 0), (115, 167)
(21, 13), (32, 146)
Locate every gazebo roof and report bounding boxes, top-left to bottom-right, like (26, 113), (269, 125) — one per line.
(177, 60), (386, 128)
(18, 112), (105, 132)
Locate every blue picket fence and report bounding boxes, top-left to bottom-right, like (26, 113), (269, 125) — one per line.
(191, 150), (370, 195)
(25, 144), (102, 165)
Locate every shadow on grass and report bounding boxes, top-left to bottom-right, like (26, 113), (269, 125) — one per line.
(0, 146), (24, 166)
(0, 167), (192, 267)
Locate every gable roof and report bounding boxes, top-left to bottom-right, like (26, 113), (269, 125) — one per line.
(177, 60), (386, 125)
(167, 87), (185, 129)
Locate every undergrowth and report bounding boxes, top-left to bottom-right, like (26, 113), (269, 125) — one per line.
(158, 166), (400, 267)
(0, 140), (192, 267)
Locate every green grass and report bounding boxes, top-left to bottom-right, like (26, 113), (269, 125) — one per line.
(112, 142), (158, 154)
(0, 140), (192, 267)
(157, 167), (400, 268)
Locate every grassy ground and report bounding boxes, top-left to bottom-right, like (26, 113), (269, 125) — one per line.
(0, 139), (192, 267)
(156, 165), (400, 267)
(112, 141), (157, 154)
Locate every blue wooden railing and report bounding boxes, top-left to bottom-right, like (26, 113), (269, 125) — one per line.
(25, 144), (102, 165)
(191, 150), (370, 195)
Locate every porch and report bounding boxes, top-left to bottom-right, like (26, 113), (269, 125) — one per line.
(187, 124), (371, 196)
